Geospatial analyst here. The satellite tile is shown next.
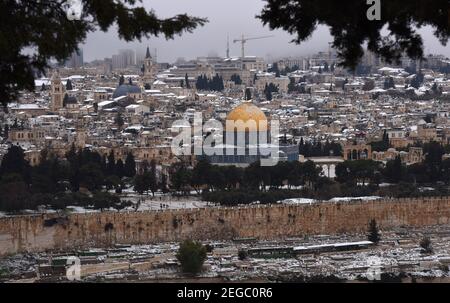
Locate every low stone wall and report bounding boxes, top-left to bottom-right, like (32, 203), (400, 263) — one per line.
(1, 197), (450, 256)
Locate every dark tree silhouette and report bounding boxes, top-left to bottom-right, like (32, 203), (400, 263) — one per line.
(66, 79), (73, 90)
(0, 0), (207, 107)
(124, 152), (136, 178)
(176, 240), (207, 275)
(231, 74), (243, 85)
(367, 219), (381, 244)
(245, 88), (252, 100)
(185, 73), (191, 89)
(0, 145), (31, 182)
(420, 237), (433, 254)
(134, 174), (148, 195)
(258, 0), (450, 69)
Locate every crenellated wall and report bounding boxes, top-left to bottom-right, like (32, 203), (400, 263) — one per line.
(1, 197), (450, 256)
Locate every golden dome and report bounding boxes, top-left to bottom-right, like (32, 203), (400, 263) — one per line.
(226, 102), (268, 132)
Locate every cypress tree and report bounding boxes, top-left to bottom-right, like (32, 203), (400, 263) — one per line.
(115, 159), (125, 179)
(107, 151), (116, 176)
(124, 153), (136, 177)
(66, 79), (73, 90)
(367, 219), (381, 244)
(245, 88), (252, 100)
(185, 73), (191, 89)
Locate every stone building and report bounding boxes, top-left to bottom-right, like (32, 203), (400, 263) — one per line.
(343, 144), (372, 160)
(8, 127), (46, 145)
(372, 147), (423, 164)
(50, 70), (65, 112)
(202, 102), (299, 166)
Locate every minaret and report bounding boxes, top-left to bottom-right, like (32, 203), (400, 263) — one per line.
(51, 70), (64, 112)
(142, 46), (155, 89)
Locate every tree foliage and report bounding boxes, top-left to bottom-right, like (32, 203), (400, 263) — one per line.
(245, 88), (252, 100)
(230, 74), (242, 85)
(367, 219), (381, 244)
(0, 0), (207, 107)
(258, 0), (450, 69)
(420, 237), (433, 254)
(264, 83), (279, 100)
(176, 240), (207, 275)
(195, 74), (224, 91)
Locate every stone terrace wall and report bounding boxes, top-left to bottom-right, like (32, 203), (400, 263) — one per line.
(1, 197), (450, 256)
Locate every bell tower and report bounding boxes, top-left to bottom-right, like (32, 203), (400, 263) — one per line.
(51, 70), (64, 112)
(142, 46), (155, 89)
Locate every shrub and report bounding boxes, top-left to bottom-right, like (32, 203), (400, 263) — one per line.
(238, 250), (248, 261)
(367, 219), (381, 244)
(176, 240), (207, 275)
(420, 237), (433, 254)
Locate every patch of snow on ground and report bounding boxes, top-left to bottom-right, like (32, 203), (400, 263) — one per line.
(329, 196), (382, 202)
(280, 198), (317, 205)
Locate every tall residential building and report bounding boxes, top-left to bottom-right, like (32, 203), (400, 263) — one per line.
(112, 54), (125, 70)
(112, 49), (136, 70)
(136, 49), (146, 67)
(119, 49), (136, 67)
(66, 49), (84, 68)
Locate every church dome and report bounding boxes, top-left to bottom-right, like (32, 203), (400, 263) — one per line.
(226, 102), (268, 132)
(113, 84), (142, 99)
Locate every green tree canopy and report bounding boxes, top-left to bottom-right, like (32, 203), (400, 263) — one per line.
(0, 0), (207, 107)
(176, 240), (207, 275)
(367, 219), (381, 244)
(124, 152), (136, 178)
(0, 145), (31, 182)
(66, 79), (73, 90)
(258, 0), (450, 69)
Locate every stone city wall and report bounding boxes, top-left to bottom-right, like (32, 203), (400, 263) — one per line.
(1, 197), (450, 256)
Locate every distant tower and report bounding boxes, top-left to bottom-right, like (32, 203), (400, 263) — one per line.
(142, 46), (156, 89)
(76, 128), (87, 149)
(75, 119), (87, 149)
(51, 70), (64, 112)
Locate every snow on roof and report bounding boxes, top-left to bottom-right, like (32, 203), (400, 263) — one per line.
(114, 95), (128, 101)
(34, 79), (51, 87)
(153, 80), (167, 85)
(10, 104), (43, 110)
(294, 241), (373, 251)
(369, 88), (387, 93)
(67, 75), (85, 80)
(125, 104), (142, 109)
(98, 100), (116, 107)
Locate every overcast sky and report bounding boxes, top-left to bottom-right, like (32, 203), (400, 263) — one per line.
(82, 0), (450, 63)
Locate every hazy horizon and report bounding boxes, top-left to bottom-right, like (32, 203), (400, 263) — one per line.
(81, 0), (450, 63)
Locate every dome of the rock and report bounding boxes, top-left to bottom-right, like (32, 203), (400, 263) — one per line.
(226, 102), (268, 132)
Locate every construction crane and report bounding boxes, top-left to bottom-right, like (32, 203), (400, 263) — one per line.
(233, 34), (274, 60)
